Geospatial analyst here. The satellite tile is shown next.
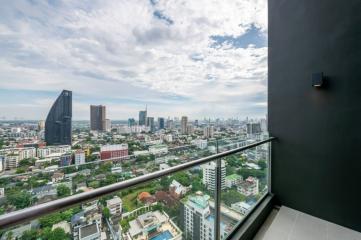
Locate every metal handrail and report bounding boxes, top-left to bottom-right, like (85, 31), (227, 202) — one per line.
(0, 137), (275, 229)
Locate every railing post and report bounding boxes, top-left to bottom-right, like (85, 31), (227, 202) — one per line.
(268, 140), (272, 193)
(214, 158), (222, 240)
(214, 139), (221, 240)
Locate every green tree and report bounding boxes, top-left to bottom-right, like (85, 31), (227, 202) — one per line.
(40, 227), (69, 240)
(7, 190), (32, 209)
(160, 176), (171, 190)
(221, 190), (246, 206)
(6, 231), (13, 240)
(57, 184), (71, 197)
(103, 207), (110, 219)
(20, 229), (38, 240)
(172, 172), (190, 186)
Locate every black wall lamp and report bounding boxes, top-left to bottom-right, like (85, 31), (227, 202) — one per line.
(312, 72), (324, 88)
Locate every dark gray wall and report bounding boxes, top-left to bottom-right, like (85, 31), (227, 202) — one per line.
(269, 0), (361, 231)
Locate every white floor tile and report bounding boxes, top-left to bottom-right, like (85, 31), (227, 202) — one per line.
(254, 206), (361, 240)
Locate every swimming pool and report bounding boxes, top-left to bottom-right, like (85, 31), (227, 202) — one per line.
(150, 230), (173, 240)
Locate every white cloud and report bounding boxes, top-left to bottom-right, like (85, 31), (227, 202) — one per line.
(0, 0), (268, 120)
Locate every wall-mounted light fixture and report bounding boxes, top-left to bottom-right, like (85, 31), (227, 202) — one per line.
(312, 72), (324, 88)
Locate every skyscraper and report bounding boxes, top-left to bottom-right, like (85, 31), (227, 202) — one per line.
(203, 125), (214, 138)
(128, 118), (136, 127)
(90, 105), (106, 131)
(138, 106), (147, 126)
(147, 117), (155, 132)
(45, 90), (72, 146)
(158, 117), (165, 130)
(181, 116), (188, 135)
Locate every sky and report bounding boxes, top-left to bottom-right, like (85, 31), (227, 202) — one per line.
(0, 0), (267, 120)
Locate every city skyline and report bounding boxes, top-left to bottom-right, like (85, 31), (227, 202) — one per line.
(0, 1), (267, 120)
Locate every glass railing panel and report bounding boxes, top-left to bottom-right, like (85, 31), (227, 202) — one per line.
(218, 141), (270, 239)
(0, 161), (220, 240)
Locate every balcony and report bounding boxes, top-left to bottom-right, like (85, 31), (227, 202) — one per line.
(1, 0), (361, 239)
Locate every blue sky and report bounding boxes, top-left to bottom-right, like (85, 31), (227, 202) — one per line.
(0, 0), (267, 120)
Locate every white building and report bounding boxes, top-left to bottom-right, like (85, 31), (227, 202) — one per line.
(37, 145), (71, 158)
(0, 188), (4, 198)
(225, 174), (243, 188)
(105, 119), (111, 132)
(128, 210), (181, 240)
(202, 160), (226, 191)
(18, 147), (36, 160)
(203, 126), (214, 138)
(75, 150), (86, 166)
(169, 180), (190, 198)
(182, 192), (215, 240)
(191, 139), (208, 149)
(0, 156), (4, 172)
(231, 202), (251, 215)
(106, 196), (122, 216)
(164, 134), (173, 143)
(148, 144), (168, 155)
(5, 155), (20, 169)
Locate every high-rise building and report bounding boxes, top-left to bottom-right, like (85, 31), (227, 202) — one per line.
(75, 150), (85, 166)
(38, 120), (45, 131)
(139, 106), (147, 126)
(202, 160), (226, 191)
(246, 123), (262, 135)
(105, 119), (111, 132)
(158, 117), (165, 130)
(90, 105), (106, 131)
(128, 118), (136, 127)
(166, 119), (174, 129)
(181, 116), (188, 135)
(180, 192), (215, 240)
(147, 117), (155, 132)
(0, 156), (4, 172)
(186, 125), (194, 135)
(203, 126), (214, 138)
(45, 90), (72, 146)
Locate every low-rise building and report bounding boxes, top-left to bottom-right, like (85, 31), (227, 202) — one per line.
(169, 180), (190, 199)
(100, 144), (128, 160)
(237, 176), (259, 196)
(52, 172), (65, 183)
(191, 139), (208, 149)
(106, 196), (122, 216)
(75, 150), (86, 166)
(231, 201), (251, 215)
(148, 144), (168, 155)
(37, 145), (71, 158)
(225, 174), (243, 188)
(128, 210), (181, 240)
(79, 222), (101, 240)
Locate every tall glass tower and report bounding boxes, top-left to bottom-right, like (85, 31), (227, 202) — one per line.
(45, 90), (72, 145)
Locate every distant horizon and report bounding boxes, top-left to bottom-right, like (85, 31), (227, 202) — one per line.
(0, 116), (266, 122)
